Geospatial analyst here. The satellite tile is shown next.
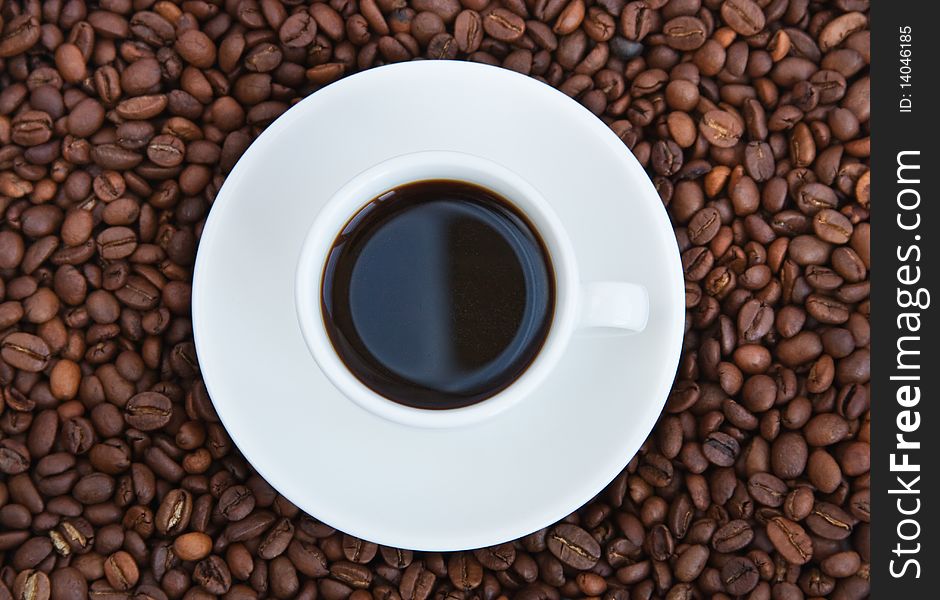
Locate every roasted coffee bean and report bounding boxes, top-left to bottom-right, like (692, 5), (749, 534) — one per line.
(808, 449), (843, 493)
(806, 502), (854, 540)
(258, 517), (295, 559)
(674, 544), (709, 582)
(620, 2), (653, 41)
(12, 111), (54, 146)
(13, 569), (51, 600)
(767, 517), (813, 565)
(104, 550), (140, 591)
(771, 432), (809, 479)
(1, 15), (42, 57)
(662, 17), (706, 50)
(147, 134), (186, 168)
(700, 110), (743, 148)
(155, 489), (193, 536)
(227, 511), (278, 546)
(48, 567), (88, 600)
(176, 30), (217, 69)
(721, 0), (766, 36)
(821, 551), (862, 578)
(289, 540), (330, 577)
(342, 535), (378, 564)
(400, 561), (436, 600)
(638, 452), (674, 487)
(721, 556), (759, 595)
(785, 486), (815, 521)
(219, 485), (255, 521)
(194, 555), (232, 594)
(744, 142), (774, 181)
(173, 532), (213, 561)
(455, 11), (484, 53)
(804, 413), (849, 446)
(381, 545), (414, 569)
(702, 432), (740, 466)
(646, 524), (674, 561)
(473, 543), (515, 571)
(483, 9), (526, 42)
(547, 524), (600, 569)
(738, 300), (774, 341)
(688, 207), (721, 245)
(447, 553), (484, 590)
(73, 472), (114, 504)
(747, 473), (787, 507)
(281, 12), (318, 48)
(332, 560), (373, 588)
(124, 392), (173, 431)
(97, 227), (138, 260)
(2, 332), (51, 372)
(712, 519), (754, 552)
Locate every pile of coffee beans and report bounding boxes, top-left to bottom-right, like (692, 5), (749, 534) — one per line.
(0, 0), (870, 599)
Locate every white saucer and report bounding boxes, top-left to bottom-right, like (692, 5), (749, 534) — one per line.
(193, 61), (684, 551)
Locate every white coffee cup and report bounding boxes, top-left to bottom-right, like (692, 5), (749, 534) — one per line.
(294, 151), (649, 429)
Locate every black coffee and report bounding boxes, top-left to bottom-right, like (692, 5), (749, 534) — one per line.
(321, 180), (555, 410)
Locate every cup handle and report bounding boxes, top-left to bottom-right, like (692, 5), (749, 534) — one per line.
(578, 281), (649, 333)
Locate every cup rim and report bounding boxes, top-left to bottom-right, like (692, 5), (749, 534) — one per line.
(294, 150), (580, 428)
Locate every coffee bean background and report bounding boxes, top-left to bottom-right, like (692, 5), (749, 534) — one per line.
(0, 0), (870, 599)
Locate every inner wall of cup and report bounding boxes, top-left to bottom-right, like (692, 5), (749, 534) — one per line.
(301, 154), (575, 417)
(330, 158), (570, 288)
